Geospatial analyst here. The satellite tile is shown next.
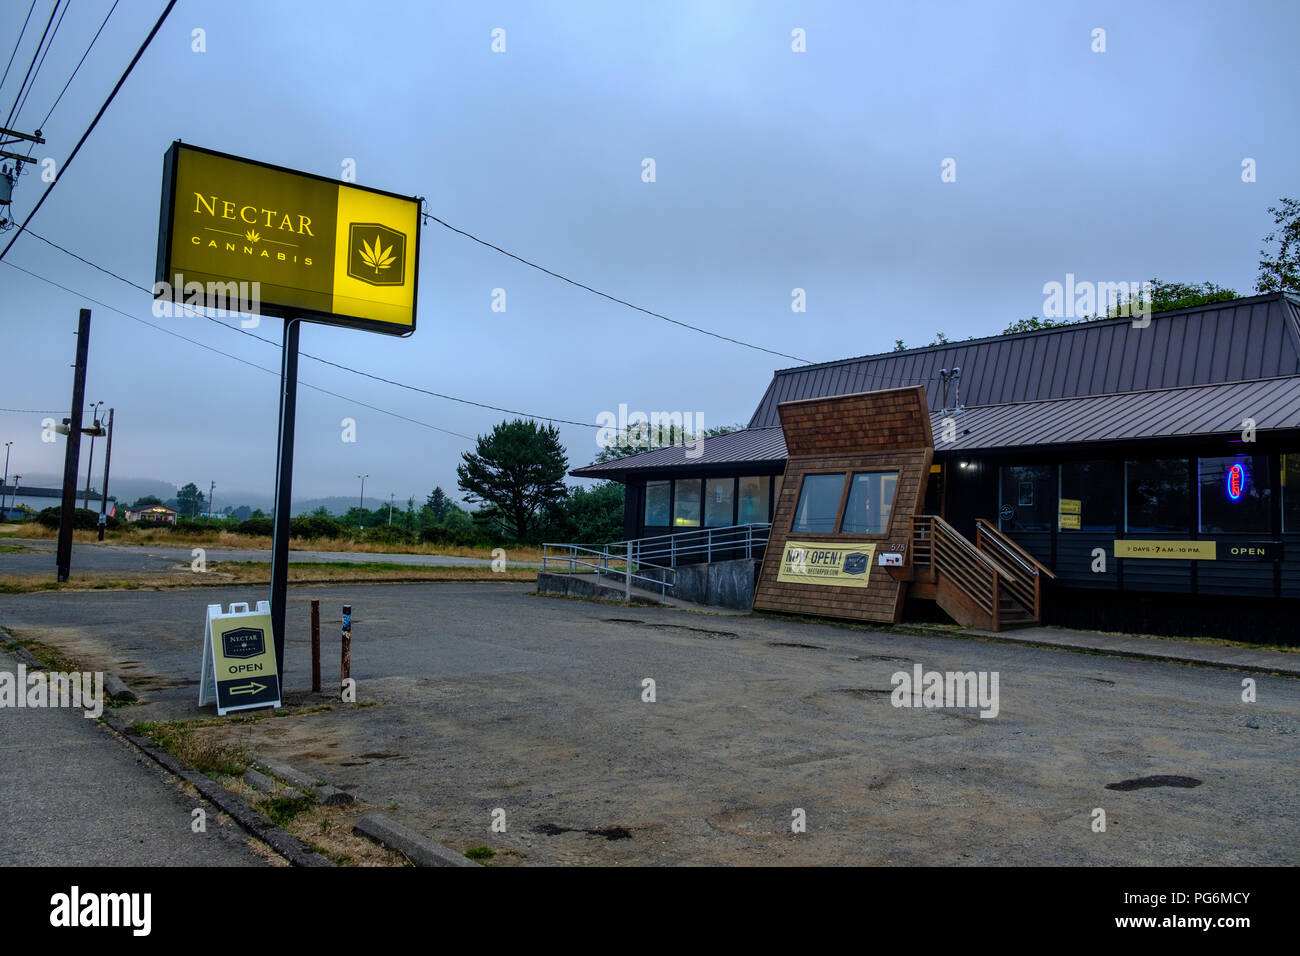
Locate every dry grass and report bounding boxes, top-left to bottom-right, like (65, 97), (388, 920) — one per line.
(7, 523), (543, 562)
(0, 561), (538, 594)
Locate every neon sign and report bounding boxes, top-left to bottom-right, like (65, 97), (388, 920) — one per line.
(1226, 463), (1246, 500)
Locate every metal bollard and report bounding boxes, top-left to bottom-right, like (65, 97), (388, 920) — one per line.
(341, 603), (352, 696)
(310, 600), (321, 693)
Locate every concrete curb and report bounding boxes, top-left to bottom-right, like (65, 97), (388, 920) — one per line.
(902, 623), (1300, 678)
(1, 629), (139, 700)
(101, 711), (334, 868)
(352, 813), (479, 867)
(253, 755), (355, 807)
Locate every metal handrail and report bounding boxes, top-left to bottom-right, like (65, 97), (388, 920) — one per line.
(974, 519), (1058, 580)
(541, 522), (772, 602)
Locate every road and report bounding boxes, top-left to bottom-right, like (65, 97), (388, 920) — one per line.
(1, 581), (1296, 866)
(0, 645), (270, 866)
(0, 537), (539, 575)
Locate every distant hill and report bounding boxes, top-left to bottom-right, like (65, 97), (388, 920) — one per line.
(16, 474), (458, 516)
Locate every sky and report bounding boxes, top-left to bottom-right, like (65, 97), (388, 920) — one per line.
(1, 0), (1297, 512)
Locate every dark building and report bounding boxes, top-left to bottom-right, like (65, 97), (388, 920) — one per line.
(572, 292), (1300, 640)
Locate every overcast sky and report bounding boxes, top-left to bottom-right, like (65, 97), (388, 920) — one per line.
(2, 0), (1297, 510)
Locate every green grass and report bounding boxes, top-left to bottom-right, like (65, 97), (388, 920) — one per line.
(3, 629), (79, 672)
(0, 544), (31, 553)
(464, 845), (496, 861)
(262, 795), (314, 827)
(133, 720), (251, 778)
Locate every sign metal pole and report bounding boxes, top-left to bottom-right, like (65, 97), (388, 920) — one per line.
(269, 317), (300, 678)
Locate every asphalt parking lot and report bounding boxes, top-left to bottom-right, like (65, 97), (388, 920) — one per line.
(1, 581), (1297, 866)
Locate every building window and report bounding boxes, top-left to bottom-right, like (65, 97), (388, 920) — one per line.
(1125, 459), (1190, 533)
(673, 479), (702, 527)
(1199, 455), (1270, 534)
(1285, 455), (1300, 532)
(840, 471), (899, 535)
(792, 473), (845, 534)
(705, 478), (735, 526)
(644, 481), (670, 526)
(738, 476), (770, 525)
(1058, 460), (1119, 531)
(999, 465), (1054, 531)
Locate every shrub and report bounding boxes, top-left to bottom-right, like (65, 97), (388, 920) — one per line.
(36, 506), (120, 531)
(235, 517), (274, 537)
(360, 525), (414, 546)
(419, 524), (490, 549)
(290, 515), (343, 540)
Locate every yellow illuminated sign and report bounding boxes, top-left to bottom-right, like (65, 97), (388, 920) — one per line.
(156, 142), (420, 335)
(777, 540), (877, 587)
(1059, 513), (1081, 530)
(1113, 540), (1217, 560)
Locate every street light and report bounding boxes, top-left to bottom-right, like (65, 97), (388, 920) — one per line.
(357, 474), (368, 531)
(10, 475), (20, 514)
(83, 401), (104, 509)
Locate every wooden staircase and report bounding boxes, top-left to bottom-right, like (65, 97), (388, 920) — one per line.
(908, 515), (1055, 631)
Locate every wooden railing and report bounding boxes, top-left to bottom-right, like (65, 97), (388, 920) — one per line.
(912, 515), (1004, 627)
(974, 519), (1054, 621)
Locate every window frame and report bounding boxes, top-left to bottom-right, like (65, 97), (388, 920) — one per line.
(791, 472), (849, 536)
(837, 469), (901, 536)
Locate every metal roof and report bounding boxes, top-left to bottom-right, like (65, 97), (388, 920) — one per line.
(931, 376), (1300, 451)
(570, 426), (788, 479)
(748, 293), (1300, 427)
(571, 295), (1300, 480)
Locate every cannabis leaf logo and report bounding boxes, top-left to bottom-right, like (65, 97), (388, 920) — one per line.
(346, 223), (406, 286)
(245, 229), (260, 243)
(359, 235), (396, 275)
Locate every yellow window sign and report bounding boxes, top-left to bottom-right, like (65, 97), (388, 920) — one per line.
(776, 540), (877, 587)
(1113, 540), (1217, 560)
(1058, 513), (1081, 530)
(156, 142), (420, 335)
(1059, 498), (1081, 514)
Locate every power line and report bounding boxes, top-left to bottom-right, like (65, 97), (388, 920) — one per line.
(22, 227), (935, 440)
(23, 227), (601, 428)
(422, 211), (816, 364)
(2, 259), (477, 441)
(34, 0), (119, 136)
(0, 2), (39, 108)
(3, 0), (60, 130)
(0, 0), (178, 263)
(11, 0), (70, 130)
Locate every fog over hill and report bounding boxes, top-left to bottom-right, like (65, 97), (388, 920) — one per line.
(15, 474), (458, 516)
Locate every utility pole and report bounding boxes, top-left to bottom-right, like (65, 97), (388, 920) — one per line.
(83, 401), (103, 509)
(357, 474), (368, 530)
(97, 409), (114, 541)
(209, 479), (215, 519)
(389, 493), (395, 525)
(0, 126), (44, 230)
(2, 441), (11, 515)
(56, 310), (91, 582)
